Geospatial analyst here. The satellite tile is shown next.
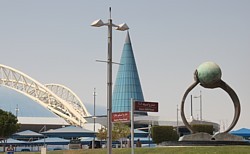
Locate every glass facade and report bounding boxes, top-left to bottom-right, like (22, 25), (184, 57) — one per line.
(112, 32), (147, 115)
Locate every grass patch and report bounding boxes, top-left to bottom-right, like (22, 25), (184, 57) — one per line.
(5, 146), (250, 154)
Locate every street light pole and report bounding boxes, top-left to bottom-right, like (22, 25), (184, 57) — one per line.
(200, 91), (202, 121)
(190, 95), (193, 120)
(91, 8), (129, 154)
(92, 88), (97, 149)
(176, 105), (179, 136)
(107, 12), (113, 154)
(15, 104), (19, 117)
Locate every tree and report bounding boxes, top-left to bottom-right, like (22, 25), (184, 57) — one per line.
(0, 109), (20, 151)
(112, 122), (130, 148)
(151, 126), (179, 144)
(96, 122), (130, 148)
(96, 126), (107, 142)
(0, 109), (20, 140)
(191, 124), (214, 135)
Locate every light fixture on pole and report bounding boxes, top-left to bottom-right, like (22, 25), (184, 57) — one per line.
(194, 90), (202, 121)
(91, 7), (129, 154)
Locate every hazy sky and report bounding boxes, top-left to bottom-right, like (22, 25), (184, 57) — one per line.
(0, 1), (249, 131)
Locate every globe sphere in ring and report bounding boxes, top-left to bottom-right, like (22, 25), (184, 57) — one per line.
(197, 61), (222, 86)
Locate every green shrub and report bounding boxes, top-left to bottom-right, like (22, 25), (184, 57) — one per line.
(151, 126), (179, 144)
(191, 124), (213, 134)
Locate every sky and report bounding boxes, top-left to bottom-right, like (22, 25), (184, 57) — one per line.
(0, 0), (249, 131)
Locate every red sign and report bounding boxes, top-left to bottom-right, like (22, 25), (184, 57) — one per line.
(134, 101), (158, 112)
(112, 112), (130, 122)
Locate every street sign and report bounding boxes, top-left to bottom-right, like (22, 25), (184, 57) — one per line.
(134, 101), (158, 112)
(112, 111), (130, 122)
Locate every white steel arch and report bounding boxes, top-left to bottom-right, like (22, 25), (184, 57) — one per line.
(45, 83), (90, 117)
(0, 64), (89, 127)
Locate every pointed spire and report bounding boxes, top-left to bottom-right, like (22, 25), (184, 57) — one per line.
(125, 31), (131, 44)
(112, 32), (147, 116)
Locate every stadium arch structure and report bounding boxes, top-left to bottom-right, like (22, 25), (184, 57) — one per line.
(0, 64), (90, 127)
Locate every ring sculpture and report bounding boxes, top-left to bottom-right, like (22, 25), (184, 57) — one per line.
(180, 61), (240, 134)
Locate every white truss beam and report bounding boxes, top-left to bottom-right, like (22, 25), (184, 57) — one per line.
(0, 64), (90, 127)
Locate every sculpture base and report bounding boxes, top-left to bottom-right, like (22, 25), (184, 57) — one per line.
(160, 140), (250, 146)
(159, 132), (248, 146)
(179, 132), (244, 141)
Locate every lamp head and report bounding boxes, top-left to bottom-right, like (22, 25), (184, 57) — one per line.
(116, 23), (129, 31)
(91, 19), (105, 27)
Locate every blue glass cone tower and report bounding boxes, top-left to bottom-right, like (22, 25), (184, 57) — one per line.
(112, 32), (147, 115)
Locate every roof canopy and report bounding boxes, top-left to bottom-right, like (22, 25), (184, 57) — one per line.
(12, 130), (44, 139)
(230, 128), (250, 137)
(41, 126), (95, 138)
(128, 129), (149, 138)
(32, 137), (70, 145)
(0, 138), (28, 146)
